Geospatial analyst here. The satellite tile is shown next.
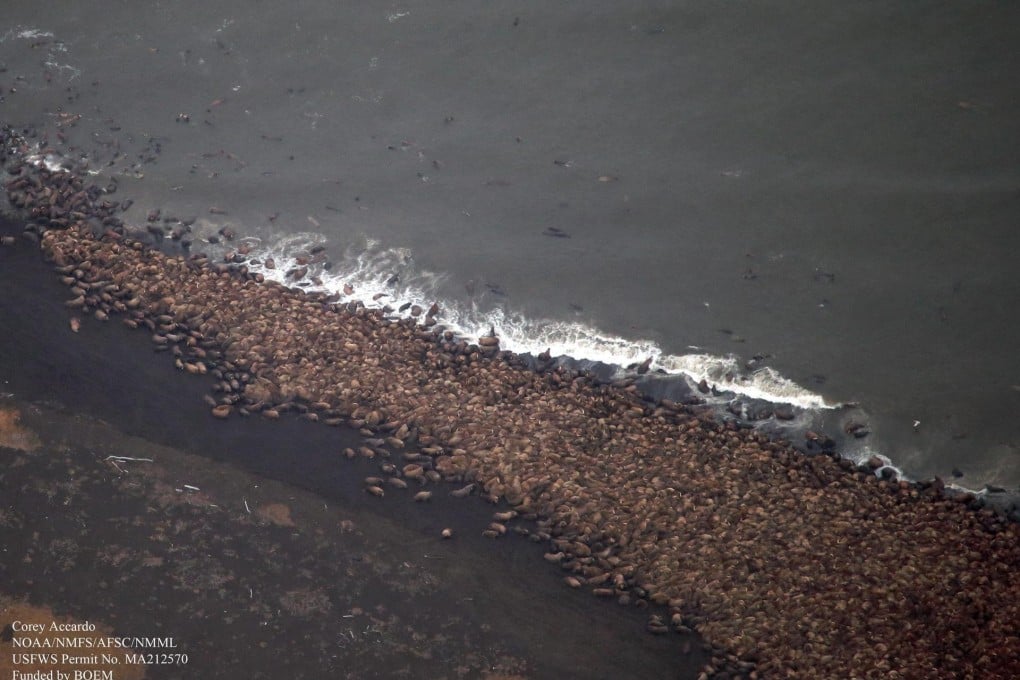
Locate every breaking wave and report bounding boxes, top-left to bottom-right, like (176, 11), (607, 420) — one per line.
(237, 231), (836, 410)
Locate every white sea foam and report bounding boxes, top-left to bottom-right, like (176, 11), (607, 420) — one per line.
(238, 232), (836, 410)
(24, 148), (68, 173)
(852, 446), (896, 472)
(16, 29), (55, 40)
(850, 444), (996, 496)
(43, 59), (80, 79)
(0, 28), (55, 43)
(2, 27), (74, 78)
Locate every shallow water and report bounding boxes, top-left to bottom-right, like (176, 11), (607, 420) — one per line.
(1, 0), (1017, 490)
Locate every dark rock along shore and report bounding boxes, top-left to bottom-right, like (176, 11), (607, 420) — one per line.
(3, 127), (1020, 678)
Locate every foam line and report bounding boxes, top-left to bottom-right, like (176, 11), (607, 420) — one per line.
(239, 232), (835, 410)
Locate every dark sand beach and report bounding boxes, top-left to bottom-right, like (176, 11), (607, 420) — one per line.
(2, 136), (1019, 678)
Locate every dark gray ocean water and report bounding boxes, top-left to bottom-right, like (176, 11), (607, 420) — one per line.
(2, 1), (1018, 490)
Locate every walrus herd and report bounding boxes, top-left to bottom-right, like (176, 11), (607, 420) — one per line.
(3, 128), (1019, 679)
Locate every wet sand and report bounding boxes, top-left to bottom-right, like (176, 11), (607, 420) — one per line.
(0, 218), (697, 679)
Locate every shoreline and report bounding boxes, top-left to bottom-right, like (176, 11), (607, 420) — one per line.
(0, 214), (699, 679)
(5, 139), (1017, 511)
(3, 129), (1020, 678)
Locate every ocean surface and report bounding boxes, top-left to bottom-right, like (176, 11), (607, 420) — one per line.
(2, 0), (1018, 490)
